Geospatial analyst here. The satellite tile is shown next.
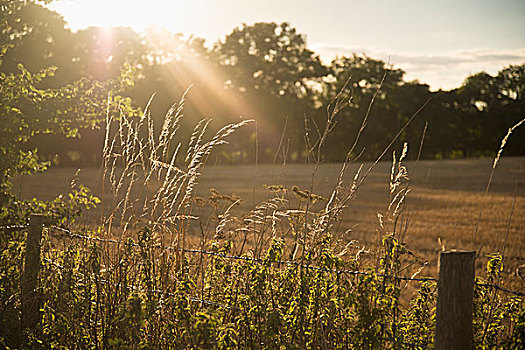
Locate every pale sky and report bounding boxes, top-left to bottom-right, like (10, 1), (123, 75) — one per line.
(48, 0), (525, 90)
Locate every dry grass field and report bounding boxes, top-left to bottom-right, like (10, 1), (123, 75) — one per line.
(13, 156), (525, 276)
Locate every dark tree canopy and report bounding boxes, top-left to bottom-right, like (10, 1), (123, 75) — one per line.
(215, 22), (327, 98)
(1, 2), (524, 174)
(0, 1), (138, 204)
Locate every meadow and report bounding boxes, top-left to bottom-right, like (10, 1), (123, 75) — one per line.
(13, 156), (525, 274)
(6, 119), (525, 349)
(6, 101), (524, 347)
(2, 3), (524, 346)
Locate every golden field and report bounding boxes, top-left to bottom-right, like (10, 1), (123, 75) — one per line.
(13, 157), (525, 276)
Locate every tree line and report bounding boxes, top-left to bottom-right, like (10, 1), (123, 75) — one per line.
(2, 2), (525, 169)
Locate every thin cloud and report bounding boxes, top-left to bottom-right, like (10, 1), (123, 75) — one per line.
(311, 44), (525, 90)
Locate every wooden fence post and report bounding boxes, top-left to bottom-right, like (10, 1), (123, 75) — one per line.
(435, 250), (476, 350)
(21, 214), (45, 332)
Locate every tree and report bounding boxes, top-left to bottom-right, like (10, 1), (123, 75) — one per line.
(213, 22), (328, 161)
(0, 0), (139, 207)
(215, 22), (327, 98)
(72, 26), (147, 81)
(0, 1), (75, 85)
(323, 54), (419, 161)
(454, 65), (525, 156)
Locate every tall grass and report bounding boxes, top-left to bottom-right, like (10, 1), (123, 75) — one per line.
(1, 89), (523, 349)
(102, 90), (252, 249)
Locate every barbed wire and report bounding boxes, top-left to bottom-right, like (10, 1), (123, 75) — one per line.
(45, 225), (525, 296)
(40, 255), (432, 349)
(51, 225), (123, 244)
(476, 283), (525, 297)
(48, 226), (436, 282)
(45, 226), (525, 264)
(37, 247), (523, 350)
(0, 224), (29, 231)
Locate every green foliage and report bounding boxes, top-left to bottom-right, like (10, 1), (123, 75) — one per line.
(214, 22), (327, 99)
(0, 140), (522, 349)
(0, 0), (141, 207)
(401, 281), (436, 347)
(0, 3), (523, 348)
(472, 254), (525, 349)
(0, 227), (26, 347)
(0, 182), (100, 348)
(0, 55), (139, 200)
(1, 221), (522, 349)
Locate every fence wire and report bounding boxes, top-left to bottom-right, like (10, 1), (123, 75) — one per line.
(45, 226), (525, 297)
(3, 220), (523, 287)
(48, 225), (437, 282)
(37, 223), (524, 350)
(476, 283), (525, 297)
(0, 224), (29, 231)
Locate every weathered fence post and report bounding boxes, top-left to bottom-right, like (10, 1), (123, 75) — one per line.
(21, 214), (45, 332)
(435, 250), (476, 350)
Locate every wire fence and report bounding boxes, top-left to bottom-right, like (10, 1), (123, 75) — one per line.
(2, 223), (523, 297)
(48, 225), (437, 281)
(475, 283), (525, 297)
(0, 224), (29, 231)
(45, 225), (524, 297)
(5, 219), (523, 348)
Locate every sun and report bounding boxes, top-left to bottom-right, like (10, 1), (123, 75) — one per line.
(47, 0), (192, 34)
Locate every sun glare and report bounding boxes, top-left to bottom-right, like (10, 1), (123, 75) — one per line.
(48, 0), (258, 124)
(49, 0), (193, 34)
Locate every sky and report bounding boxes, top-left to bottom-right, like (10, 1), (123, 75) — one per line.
(48, 0), (525, 91)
